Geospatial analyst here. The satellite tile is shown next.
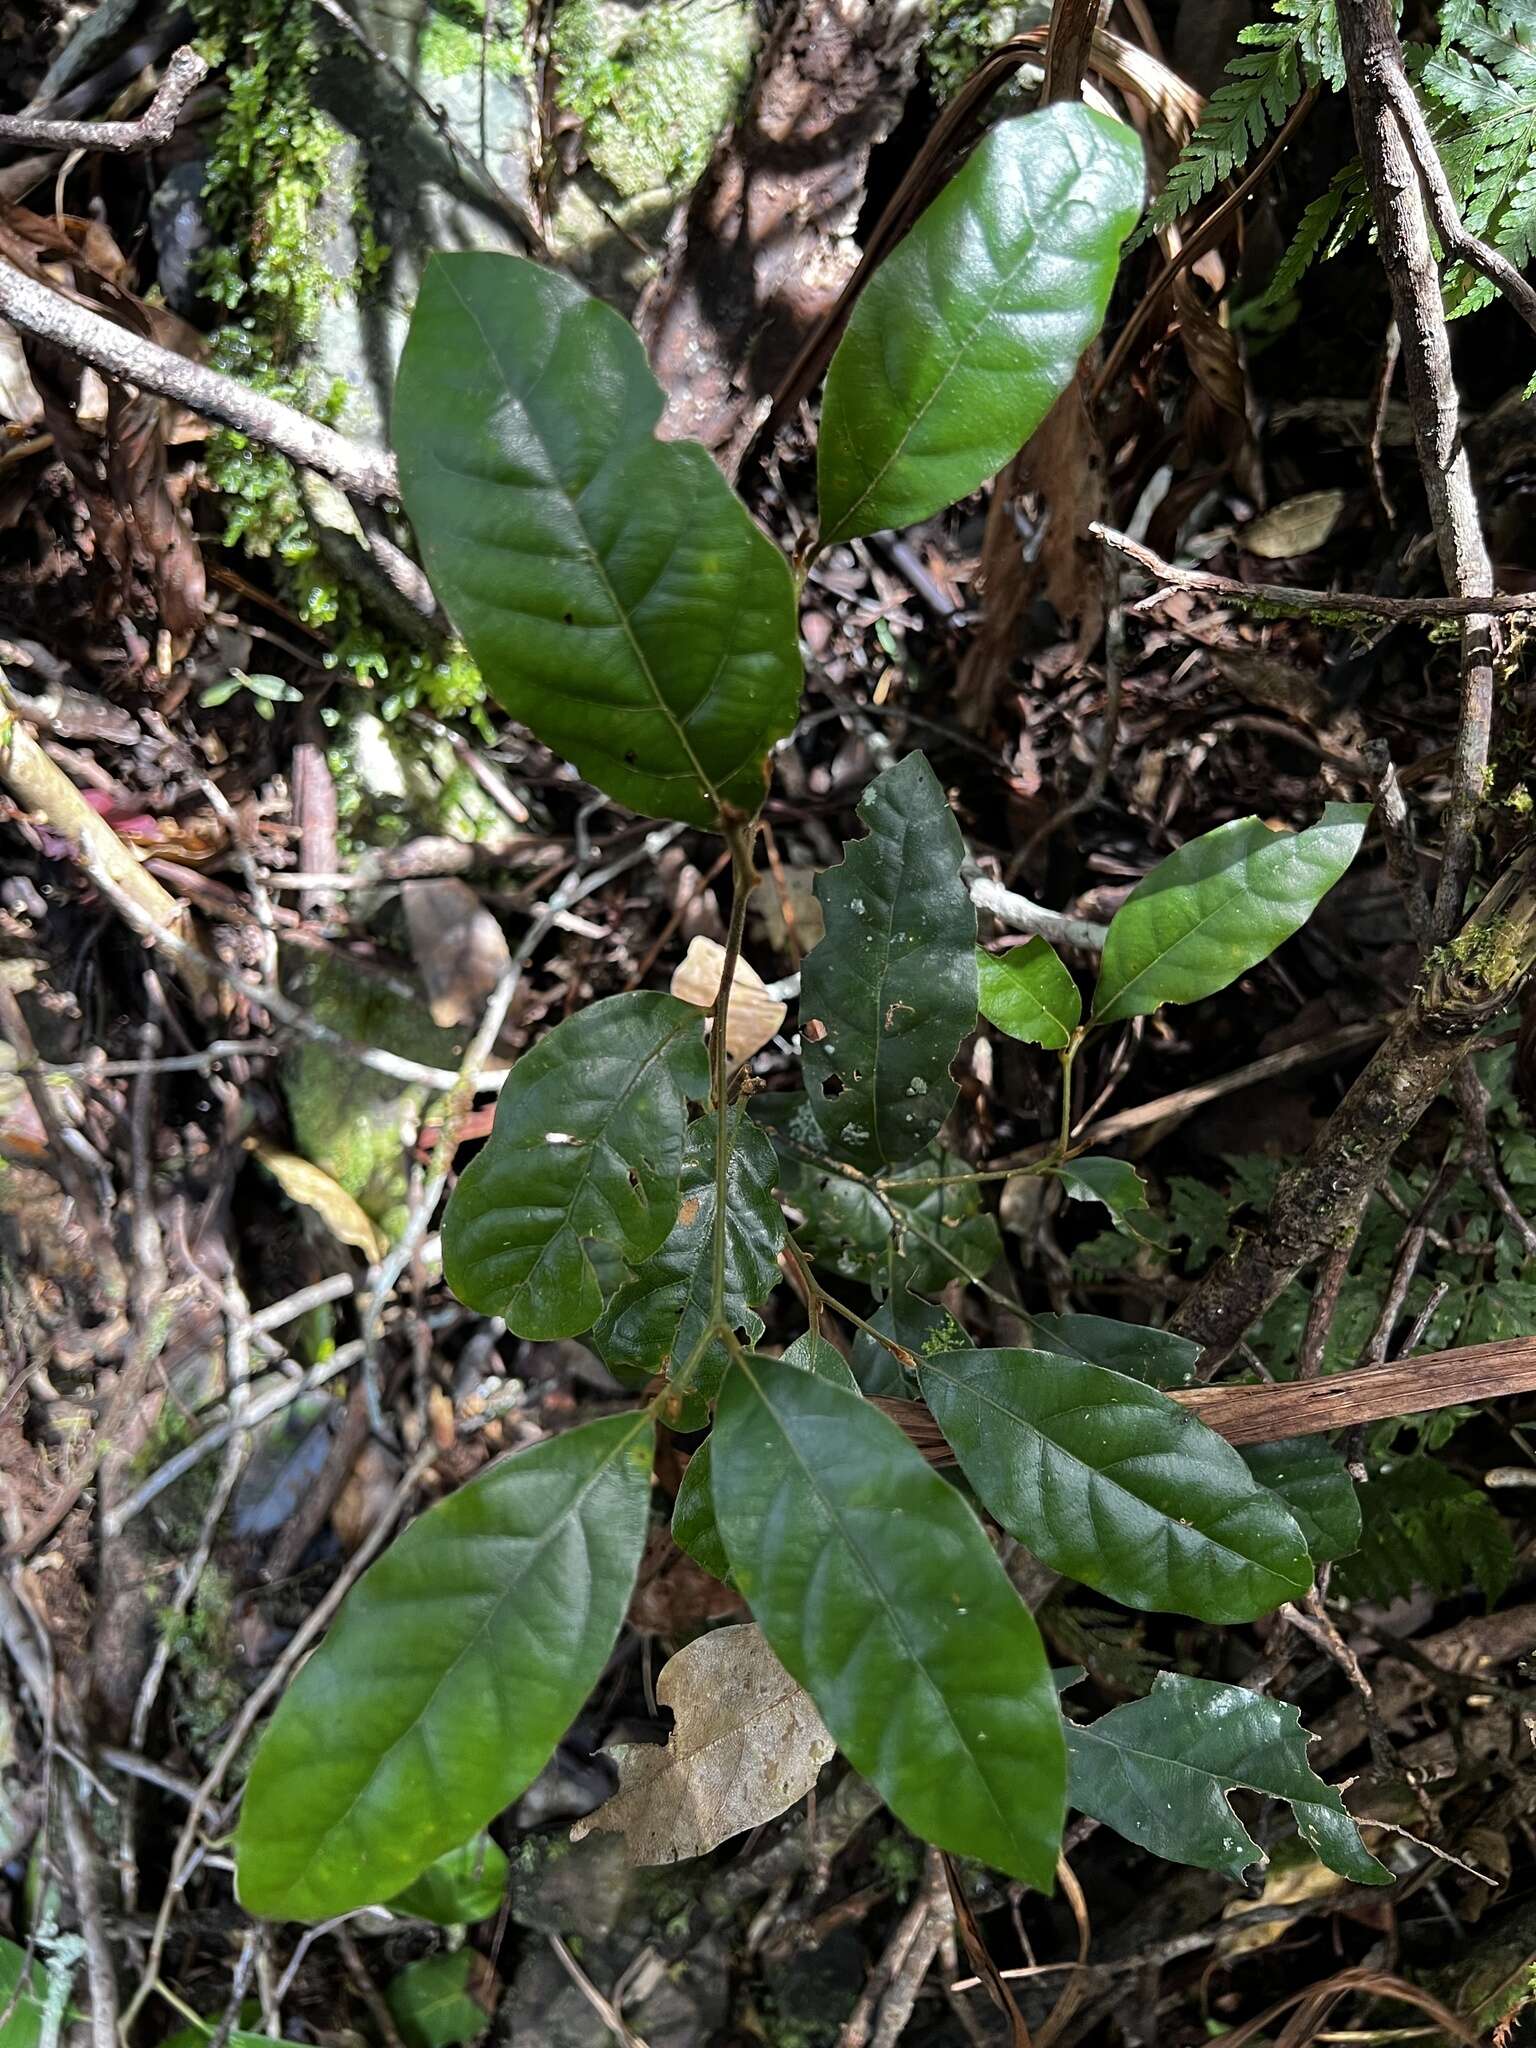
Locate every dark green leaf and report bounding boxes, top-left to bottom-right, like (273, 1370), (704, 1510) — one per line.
(1091, 806), (1370, 1023)
(1240, 1439), (1361, 1563)
(672, 1335), (855, 1584)
(594, 1107), (784, 1396)
(850, 1290), (969, 1397)
(236, 1414), (654, 1921)
(1027, 1312), (1199, 1389)
(1048, 1157), (1150, 1231)
(394, 252), (802, 828)
(713, 1354), (1065, 1887)
(817, 104), (1144, 545)
(783, 1145), (999, 1297)
(443, 992), (708, 1339)
(919, 1350), (1312, 1621)
(801, 754), (976, 1172)
(977, 940), (1081, 1050)
(1065, 1673), (1390, 1884)
(387, 1835), (509, 1925)
(385, 1952), (487, 2048)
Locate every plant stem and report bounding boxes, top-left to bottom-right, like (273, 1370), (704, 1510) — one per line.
(1057, 1035), (1081, 1159)
(708, 817), (760, 1332)
(782, 1238), (919, 1373)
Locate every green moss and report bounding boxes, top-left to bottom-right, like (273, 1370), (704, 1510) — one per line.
(925, 1), (1040, 97)
(420, 0), (529, 81)
(159, 1566), (245, 1752)
(553, 0), (754, 199)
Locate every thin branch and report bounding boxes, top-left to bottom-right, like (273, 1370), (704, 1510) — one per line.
(0, 47), (207, 150)
(1093, 522), (1533, 624)
(0, 259), (399, 502)
(968, 874), (1108, 951)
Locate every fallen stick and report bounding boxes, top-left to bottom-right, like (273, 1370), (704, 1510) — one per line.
(0, 46), (207, 150)
(0, 258), (399, 503)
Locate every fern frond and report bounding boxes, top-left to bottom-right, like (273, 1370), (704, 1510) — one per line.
(1258, 163), (1370, 306)
(1135, 0), (1340, 244)
(1422, 0), (1536, 320)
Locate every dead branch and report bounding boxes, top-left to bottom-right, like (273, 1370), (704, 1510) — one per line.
(0, 259), (399, 502)
(1338, 0), (1497, 939)
(0, 47), (207, 151)
(1093, 522), (1536, 624)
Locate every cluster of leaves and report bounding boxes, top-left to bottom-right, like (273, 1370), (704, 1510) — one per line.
(231, 102), (1392, 1930)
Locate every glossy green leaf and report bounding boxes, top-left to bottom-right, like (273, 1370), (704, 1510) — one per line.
(801, 754), (976, 1172)
(394, 252), (802, 828)
(0, 1940), (50, 2048)
(1241, 1438), (1361, 1564)
(1091, 805), (1370, 1024)
(386, 1952), (488, 2048)
(387, 1834), (509, 1924)
(671, 1335), (854, 1584)
(1048, 1157), (1151, 1231)
(780, 1141), (1000, 1297)
(443, 992), (708, 1339)
(1028, 1311), (1199, 1389)
(977, 940), (1081, 1050)
(713, 1353), (1065, 1887)
(1065, 1673), (1390, 1884)
(817, 104), (1144, 546)
(919, 1350), (1312, 1622)
(236, 1414), (654, 1922)
(594, 1107), (783, 1395)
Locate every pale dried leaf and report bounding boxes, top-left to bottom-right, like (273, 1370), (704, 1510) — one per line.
(670, 937), (787, 1062)
(403, 877), (513, 1029)
(1239, 490), (1346, 560)
(571, 1623), (834, 1864)
(251, 1140), (389, 1261)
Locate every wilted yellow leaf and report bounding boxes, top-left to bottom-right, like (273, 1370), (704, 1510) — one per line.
(1238, 489), (1345, 560)
(250, 1140), (388, 1262)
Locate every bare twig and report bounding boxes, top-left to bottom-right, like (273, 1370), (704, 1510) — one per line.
(1338, 0), (1498, 939)
(0, 47), (207, 150)
(0, 261), (399, 502)
(1454, 1063), (1536, 1258)
(1093, 522), (1529, 624)
(968, 874), (1108, 951)
(1364, 737), (1433, 951)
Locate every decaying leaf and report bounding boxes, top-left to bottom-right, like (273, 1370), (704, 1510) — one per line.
(403, 877), (513, 1029)
(571, 1623), (834, 1864)
(1239, 489), (1346, 560)
(670, 936), (787, 1063)
(250, 1140), (389, 1261)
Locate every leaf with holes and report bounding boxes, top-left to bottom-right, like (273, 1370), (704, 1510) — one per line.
(394, 253), (802, 828)
(1047, 1157), (1152, 1234)
(1090, 806), (1370, 1024)
(713, 1352), (1065, 1887)
(1065, 1673), (1390, 1884)
(801, 755), (975, 1172)
(817, 104), (1144, 546)
(919, 1350), (1312, 1622)
(1028, 1312), (1200, 1389)
(594, 1107), (784, 1396)
(235, 1415), (654, 1921)
(443, 992), (708, 1340)
(1241, 1438), (1361, 1564)
(977, 940), (1081, 1050)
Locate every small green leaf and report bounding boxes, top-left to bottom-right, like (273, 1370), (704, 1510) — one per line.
(385, 1952), (488, 2048)
(235, 1415), (654, 1921)
(443, 992), (709, 1339)
(779, 1330), (860, 1387)
(0, 1940), (54, 2048)
(594, 1107), (784, 1395)
(817, 104), (1145, 545)
(1240, 1439), (1361, 1563)
(713, 1353), (1065, 1888)
(977, 940), (1081, 1050)
(1048, 1157), (1150, 1230)
(919, 1350), (1313, 1622)
(394, 252), (802, 828)
(1065, 1673), (1390, 1884)
(1028, 1312), (1199, 1389)
(387, 1835), (509, 1925)
(1090, 806), (1370, 1023)
(801, 754), (976, 1171)
(850, 1290), (969, 1397)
